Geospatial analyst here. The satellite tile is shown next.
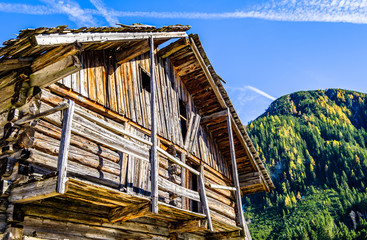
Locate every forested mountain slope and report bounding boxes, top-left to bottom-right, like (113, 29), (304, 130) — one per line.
(245, 89), (367, 239)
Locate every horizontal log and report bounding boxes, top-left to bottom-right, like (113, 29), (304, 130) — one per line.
(9, 176), (60, 203)
(201, 109), (228, 124)
(158, 177), (200, 202)
(209, 184), (236, 191)
(239, 176), (262, 188)
(27, 149), (120, 187)
(109, 202), (151, 223)
(34, 31), (188, 46)
(33, 131), (121, 176)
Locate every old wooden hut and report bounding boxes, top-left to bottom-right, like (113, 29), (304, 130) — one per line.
(0, 24), (274, 240)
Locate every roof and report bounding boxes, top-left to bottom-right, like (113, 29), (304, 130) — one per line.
(0, 24), (274, 194)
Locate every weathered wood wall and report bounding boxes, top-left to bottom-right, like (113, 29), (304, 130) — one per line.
(58, 51), (232, 180)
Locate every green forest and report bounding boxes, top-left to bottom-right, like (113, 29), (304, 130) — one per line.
(245, 89), (367, 239)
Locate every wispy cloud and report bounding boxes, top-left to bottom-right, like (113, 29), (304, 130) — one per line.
(40, 0), (96, 26)
(246, 86), (276, 101)
(89, 0), (118, 26)
(2, 0), (367, 25)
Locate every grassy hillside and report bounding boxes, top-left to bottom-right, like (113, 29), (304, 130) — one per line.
(246, 89), (367, 239)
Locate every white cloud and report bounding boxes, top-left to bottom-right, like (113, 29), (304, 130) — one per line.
(2, 0), (367, 25)
(89, 0), (118, 26)
(40, 0), (96, 26)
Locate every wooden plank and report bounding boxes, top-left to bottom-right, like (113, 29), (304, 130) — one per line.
(189, 38), (227, 109)
(201, 109), (227, 124)
(150, 37), (159, 214)
(183, 113), (194, 149)
(116, 40), (150, 64)
(158, 38), (189, 58)
(188, 113), (201, 152)
(227, 108), (251, 240)
(34, 32), (188, 46)
(30, 55), (82, 88)
(15, 102), (69, 125)
(57, 99), (75, 194)
(198, 165), (213, 231)
(158, 177), (200, 202)
(9, 176), (60, 203)
(209, 184), (236, 191)
(157, 147), (199, 176)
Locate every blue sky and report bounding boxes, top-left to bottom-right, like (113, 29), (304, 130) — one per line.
(1, 0), (367, 124)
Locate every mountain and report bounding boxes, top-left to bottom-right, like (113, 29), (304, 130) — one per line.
(245, 89), (367, 240)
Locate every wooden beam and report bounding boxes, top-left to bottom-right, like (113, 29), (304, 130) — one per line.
(158, 176), (200, 202)
(109, 202), (151, 223)
(183, 114), (194, 149)
(227, 108), (252, 240)
(158, 37), (189, 58)
(0, 58), (33, 72)
(169, 219), (207, 233)
(150, 36), (159, 214)
(34, 32), (188, 46)
(157, 147), (200, 176)
(30, 55), (82, 88)
(189, 38), (227, 109)
(57, 99), (75, 194)
(9, 176), (60, 203)
(14, 102), (69, 125)
(31, 43), (82, 72)
(180, 153), (187, 209)
(198, 165), (213, 231)
(116, 40), (150, 64)
(208, 184), (236, 191)
(207, 230), (242, 240)
(201, 109), (227, 124)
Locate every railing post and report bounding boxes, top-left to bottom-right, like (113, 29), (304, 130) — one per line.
(227, 108), (252, 239)
(57, 99), (75, 194)
(198, 165), (213, 231)
(149, 36), (159, 214)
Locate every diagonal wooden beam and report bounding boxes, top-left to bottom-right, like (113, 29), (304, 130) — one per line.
(116, 40), (150, 64)
(109, 202), (151, 223)
(169, 219), (207, 233)
(201, 109), (227, 124)
(158, 37), (189, 58)
(0, 58), (33, 72)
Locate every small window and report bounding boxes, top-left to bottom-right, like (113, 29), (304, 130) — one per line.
(140, 67), (151, 93)
(179, 100), (187, 140)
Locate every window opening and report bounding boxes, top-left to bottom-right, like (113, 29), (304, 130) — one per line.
(140, 67), (151, 93)
(179, 99), (187, 141)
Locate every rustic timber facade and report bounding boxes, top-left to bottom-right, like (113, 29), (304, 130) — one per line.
(0, 24), (274, 240)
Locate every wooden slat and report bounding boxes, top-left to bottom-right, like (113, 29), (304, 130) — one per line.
(57, 99), (75, 194)
(158, 177), (200, 202)
(150, 37), (159, 214)
(198, 165), (213, 231)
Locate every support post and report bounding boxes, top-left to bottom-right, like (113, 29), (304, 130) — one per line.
(180, 153), (187, 209)
(198, 165), (213, 231)
(57, 99), (75, 194)
(149, 36), (159, 214)
(226, 108), (251, 240)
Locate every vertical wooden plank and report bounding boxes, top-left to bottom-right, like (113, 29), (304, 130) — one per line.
(198, 165), (213, 231)
(87, 53), (97, 102)
(150, 37), (159, 214)
(108, 52), (118, 112)
(115, 63), (125, 115)
(79, 54), (88, 97)
(131, 60), (142, 125)
(227, 108), (251, 239)
(126, 155), (134, 194)
(57, 99), (75, 194)
(127, 62), (136, 122)
(187, 113), (201, 153)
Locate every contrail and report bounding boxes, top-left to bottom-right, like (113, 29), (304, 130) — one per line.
(246, 86), (276, 101)
(89, 0), (118, 26)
